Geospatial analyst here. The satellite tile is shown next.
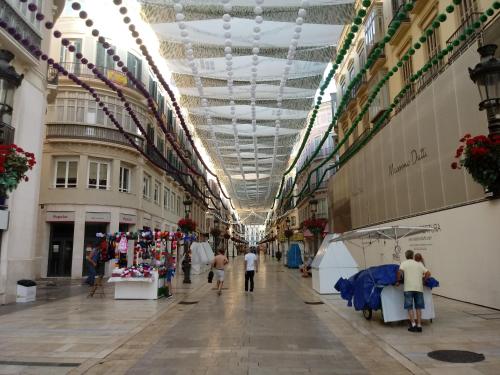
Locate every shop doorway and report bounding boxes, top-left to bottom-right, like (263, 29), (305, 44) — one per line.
(48, 223), (74, 277)
(82, 222), (108, 276)
(118, 223), (130, 233)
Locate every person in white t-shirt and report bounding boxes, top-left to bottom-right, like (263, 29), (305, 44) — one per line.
(244, 248), (258, 292)
(397, 250), (431, 333)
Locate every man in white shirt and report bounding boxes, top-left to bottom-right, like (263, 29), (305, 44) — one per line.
(244, 248), (258, 292)
(397, 250), (431, 333)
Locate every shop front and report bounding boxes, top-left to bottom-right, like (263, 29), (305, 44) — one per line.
(46, 212), (75, 277)
(119, 213), (136, 233)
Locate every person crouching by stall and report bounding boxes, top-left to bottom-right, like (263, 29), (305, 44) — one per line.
(85, 244), (100, 286)
(397, 250), (431, 333)
(166, 253), (175, 298)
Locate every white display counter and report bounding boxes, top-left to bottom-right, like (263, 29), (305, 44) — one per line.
(311, 234), (359, 294)
(381, 285), (435, 323)
(108, 270), (161, 300)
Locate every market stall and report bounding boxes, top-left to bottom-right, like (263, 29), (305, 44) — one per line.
(97, 230), (176, 300)
(332, 226), (438, 323)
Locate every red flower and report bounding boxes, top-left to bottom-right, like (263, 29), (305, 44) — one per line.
(466, 139), (475, 146)
(451, 162), (458, 169)
(464, 133), (471, 138)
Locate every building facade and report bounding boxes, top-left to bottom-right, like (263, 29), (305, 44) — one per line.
(36, 4), (209, 280)
(329, 0), (500, 308)
(274, 99), (336, 255)
(0, 0), (66, 304)
(245, 225), (264, 247)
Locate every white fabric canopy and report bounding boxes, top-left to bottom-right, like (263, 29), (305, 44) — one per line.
(153, 19), (344, 48)
(178, 85), (316, 100)
(141, 0), (354, 218)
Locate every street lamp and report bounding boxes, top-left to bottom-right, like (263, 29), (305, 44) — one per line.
(0, 50), (24, 145)
(469, 44), (500, 138)
(309, 195), (319, 256)
(182, 194), (193, 284)
(183, 194), (192, 218)
(285, 216), (291, 253)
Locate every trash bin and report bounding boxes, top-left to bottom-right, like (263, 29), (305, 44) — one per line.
(16, 279), (37, 303)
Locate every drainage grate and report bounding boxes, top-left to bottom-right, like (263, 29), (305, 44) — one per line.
(0, 361), (79, 367)
(179, 301), (199, 305)
(304, 301), (324, 305)
(428, 350), (485, 363)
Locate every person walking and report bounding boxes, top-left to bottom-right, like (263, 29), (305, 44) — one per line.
(244, 248), (258, 293)
(397, 250), (431, 332)
(212, 249), (229, 295)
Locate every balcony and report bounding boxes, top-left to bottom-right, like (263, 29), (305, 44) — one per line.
(446, 12), (482, 63)
(46, 123), (144, 150)
(388, 0), (412, 46)
(0, 0), (42, 59)
(55, 62), (145, 93)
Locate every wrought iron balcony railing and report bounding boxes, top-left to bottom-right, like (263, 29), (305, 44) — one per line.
(46, 123), (144, 150)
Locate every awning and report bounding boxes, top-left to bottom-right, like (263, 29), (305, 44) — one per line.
(331, 226), (433, 243)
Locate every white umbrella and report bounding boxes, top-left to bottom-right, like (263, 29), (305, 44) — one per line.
(330, 225), (433, 267)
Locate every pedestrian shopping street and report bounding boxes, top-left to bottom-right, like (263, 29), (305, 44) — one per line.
(0, 256), (499, 375)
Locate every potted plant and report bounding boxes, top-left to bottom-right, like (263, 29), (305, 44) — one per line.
(177, 218), (197, 233)
(284, 229), (294, 238)
(0, 144), (36, 207)
(452, 133), (500, 197)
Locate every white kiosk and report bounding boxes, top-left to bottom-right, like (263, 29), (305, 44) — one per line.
(311, 234), (359, 294)
(201, 242), (215, 264)
(191, 242), (211, 275)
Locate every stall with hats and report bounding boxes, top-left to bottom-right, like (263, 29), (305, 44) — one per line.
(100, 229), (184, 299)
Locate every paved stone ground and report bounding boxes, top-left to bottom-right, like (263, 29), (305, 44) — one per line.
(0, 255), (499, 375)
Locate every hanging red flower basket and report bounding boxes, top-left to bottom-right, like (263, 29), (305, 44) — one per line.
(302, 218), (327, 234)
(452, 133), (500, 196)
(0, 144), (36, 199)
(210, 227), (221, 237)
(178, 218), (196, 233)
(284, 229), (294, 238)
(223, 232), (230, 240)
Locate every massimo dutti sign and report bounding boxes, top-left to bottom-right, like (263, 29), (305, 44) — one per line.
(388, 148), (428, 176)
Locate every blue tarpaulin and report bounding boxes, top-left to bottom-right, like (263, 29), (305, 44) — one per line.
(334, 264), (439, 311)
(286, 243), (303, 268)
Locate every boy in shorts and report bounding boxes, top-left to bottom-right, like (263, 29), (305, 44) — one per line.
(212, 249), (229, 295)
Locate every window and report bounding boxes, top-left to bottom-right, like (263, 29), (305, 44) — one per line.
(60, 39), (82, 74)
(55, 160), (78, 188)
(365, 6), (384, 55)
(149, 75), (158, 101)
(154, 180), (161, 204)
(425, 24), (441, 73)
(401, 54), (414, 92)
(126, 52), (142, 83)
(119, 165), (131, 193)
(143, 173), (152, 199)
(96, 41), (115, 69)
(177, 196), (181, 216)
(171, 191), (176, 212)
(357, 43), (366, 74)
(459, 0), (478, 25)
(164, 187), (170, 209)
(88, 160), (110, 189)
(158, 93), (165, 114)
(368, 70), (390, 122)
(348, 64), (355, 83)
